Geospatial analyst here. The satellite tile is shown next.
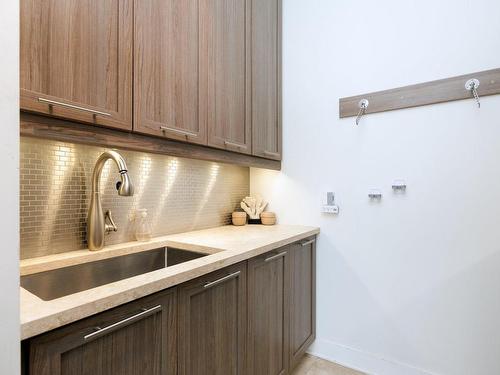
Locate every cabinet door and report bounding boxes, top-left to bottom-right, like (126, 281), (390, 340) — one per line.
(290, 238), (316, 369)
(20, 0), (133, 130)
(251, 0), (282, 160)
(27, 289), (177, 375)
(178, 263), (247, 375)
(248, 248), (290, 375)
(203, 0), (252, 154)
(134, 0), (206, 144)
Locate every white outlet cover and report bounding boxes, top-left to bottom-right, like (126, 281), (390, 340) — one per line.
(322, 205), (339, 214)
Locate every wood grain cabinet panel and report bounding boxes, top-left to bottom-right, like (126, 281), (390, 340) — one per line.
(26, 289), (177, 375)
(203, 0), (252, 154)
(178, 263), (247, 375)
(134, 0), (206, 144)
(135, 0), (251, 151)
(289, 238), (316, 370)
(21, 0), (282, 162)
(251, 0), (282, 160)
(20, 0), (133, 130)
(247, 247), (290, 375)
(22, 238), (316, 374)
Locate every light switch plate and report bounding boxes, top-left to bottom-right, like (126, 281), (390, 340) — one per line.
(321, 191), (339, 214)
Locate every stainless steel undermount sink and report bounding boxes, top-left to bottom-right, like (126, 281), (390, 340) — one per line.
(21, 248), (207, 301)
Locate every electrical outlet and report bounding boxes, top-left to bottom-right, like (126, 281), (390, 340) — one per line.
(322, 205), (339, 214)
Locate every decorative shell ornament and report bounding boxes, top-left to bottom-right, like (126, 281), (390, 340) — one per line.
(240, 195), (268, 220)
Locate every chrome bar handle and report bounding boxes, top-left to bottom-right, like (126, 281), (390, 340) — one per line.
(84, 305), (162, 341)
(224, 140), (248, 149)
(203, 271), (241, 289)
(160, 126), (198, 137)
(265, 251), (287, 262)
(38, 97), (111, 117)
(263, 151), (280, 157)
(300, 239), (315, 247)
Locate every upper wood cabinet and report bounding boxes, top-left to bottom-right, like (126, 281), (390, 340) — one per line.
(26, 289), (177, 375)
(134, 0), (206, 144)
(178, 263), (247, 375)
(20, 0), (282, 164)
(203, 0), (252, 154)
(251, 0), (282, 160)
(20, 0), (133, 130)
(134, 0), (251, 152)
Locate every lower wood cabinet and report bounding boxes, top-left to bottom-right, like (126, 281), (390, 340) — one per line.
(289, 238), (317, 369)
(178, 262), (247, 375)
(247, 237), (316, 375)
(26, 289), (177, 375)
(247, 247), (290, 375)
(23, 237), (316, 375)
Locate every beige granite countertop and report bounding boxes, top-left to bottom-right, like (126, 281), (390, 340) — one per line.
(21, 224), (319, 340)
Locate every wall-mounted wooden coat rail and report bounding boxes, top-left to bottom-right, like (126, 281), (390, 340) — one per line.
(339, 68), (500, 121)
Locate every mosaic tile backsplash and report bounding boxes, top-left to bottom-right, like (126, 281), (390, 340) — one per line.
(20, 137), (249, 259)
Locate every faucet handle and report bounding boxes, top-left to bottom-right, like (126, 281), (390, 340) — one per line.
(104, 210), (118, 233)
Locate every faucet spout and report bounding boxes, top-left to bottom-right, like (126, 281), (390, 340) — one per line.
(87, 151), (134, 251)
(117, 171), (134, 196)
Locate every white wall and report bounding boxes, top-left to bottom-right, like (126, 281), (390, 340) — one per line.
(0, 0), (20, 374)
(251, 1), (500, 374)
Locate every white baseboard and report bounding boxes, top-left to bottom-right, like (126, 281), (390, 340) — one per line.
(308, 338), (440, 375)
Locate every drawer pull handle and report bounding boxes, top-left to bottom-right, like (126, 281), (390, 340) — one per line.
(300, 239), (315, 247)
(265, 251), (287, 262)
(38, 98), (111, 117)
(263, 151), (280, 157)
(204, 271), (241, 289)
(83, 305), (162, 341)
(160, 126), (198, 137)
(224, 140), (248, 149)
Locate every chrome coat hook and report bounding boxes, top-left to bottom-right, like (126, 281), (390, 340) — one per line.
(465, 78), (481, 108)
(355, 99), (369, 125)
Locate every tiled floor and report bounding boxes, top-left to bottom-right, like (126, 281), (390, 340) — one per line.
(291, 354), (366, 375)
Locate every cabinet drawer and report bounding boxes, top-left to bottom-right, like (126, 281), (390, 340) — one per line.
(26, 289), (176, 375)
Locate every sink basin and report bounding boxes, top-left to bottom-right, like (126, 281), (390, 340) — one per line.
(21, 248), (207, 301)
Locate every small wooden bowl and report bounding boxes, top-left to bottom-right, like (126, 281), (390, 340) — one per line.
(232, 212), (247, 226)
(260, 211), (276, 225)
